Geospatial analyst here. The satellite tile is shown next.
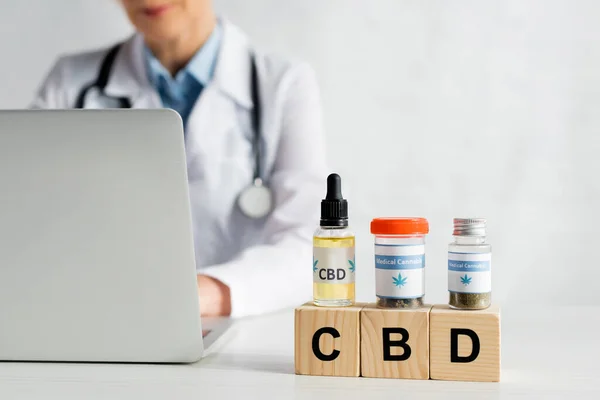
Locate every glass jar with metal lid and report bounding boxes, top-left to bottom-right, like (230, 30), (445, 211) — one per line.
(448, 218), (492, 309)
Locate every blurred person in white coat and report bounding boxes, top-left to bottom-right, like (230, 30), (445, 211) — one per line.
(32, 0), (327, 318)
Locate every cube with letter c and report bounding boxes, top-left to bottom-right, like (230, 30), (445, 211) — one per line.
(294, 303), (363, 377)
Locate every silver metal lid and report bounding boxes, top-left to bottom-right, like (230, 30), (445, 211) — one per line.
(453, 218), (486, 236)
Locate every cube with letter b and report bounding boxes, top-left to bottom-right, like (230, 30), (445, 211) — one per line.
(361, 304), (431, 379)
(430, 304), (501, 382)
(294, 303), (364, 377)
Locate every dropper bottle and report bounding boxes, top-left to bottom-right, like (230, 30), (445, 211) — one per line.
(313, 173), (356, 307)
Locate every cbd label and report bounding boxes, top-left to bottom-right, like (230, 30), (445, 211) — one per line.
(448, 252), (491, 293)
(375, 244), (425, 299)
(313, 247), (355, 284)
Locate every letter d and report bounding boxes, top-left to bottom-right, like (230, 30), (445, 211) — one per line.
(450, 328), (480, 363)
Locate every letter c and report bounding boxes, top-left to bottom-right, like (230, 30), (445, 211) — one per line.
(312, 327), (341, 361)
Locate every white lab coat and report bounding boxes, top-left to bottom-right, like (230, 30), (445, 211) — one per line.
(31, 19), (327, 318)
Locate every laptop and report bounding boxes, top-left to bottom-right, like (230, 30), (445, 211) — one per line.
(0, 109), (230, 363)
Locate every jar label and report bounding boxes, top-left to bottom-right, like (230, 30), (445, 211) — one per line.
(448, 252), (491, 293)
(313, 246), (355, 284)
(375, 244), (425, 299)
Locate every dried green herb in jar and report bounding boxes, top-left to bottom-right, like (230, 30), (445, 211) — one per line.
(448, 218), (491, 310)
(449, 292), (490, 309)
(377, 297), (423, 309)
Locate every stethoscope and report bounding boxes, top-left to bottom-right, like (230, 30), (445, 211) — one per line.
(74, 44), (273, 219)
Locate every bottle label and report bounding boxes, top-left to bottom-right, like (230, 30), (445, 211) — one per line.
(313, 246), (355, 284)
(448, 252), (491, 293)
(375, 244), (425, 299)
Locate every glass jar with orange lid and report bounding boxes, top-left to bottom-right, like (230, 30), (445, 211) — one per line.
(370, 217), (429, 308)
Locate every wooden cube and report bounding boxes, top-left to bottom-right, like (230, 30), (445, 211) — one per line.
(294, 302), (364, 377)
(360, 304), (431, 379)
(430, 304), (501, 382)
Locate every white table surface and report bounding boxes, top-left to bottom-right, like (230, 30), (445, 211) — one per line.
(0, 305), (598, 399)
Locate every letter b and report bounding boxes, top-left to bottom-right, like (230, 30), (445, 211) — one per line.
(382, 327), (411, 361)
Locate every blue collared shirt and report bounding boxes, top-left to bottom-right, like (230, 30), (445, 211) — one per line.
(144, 24), (222, 128)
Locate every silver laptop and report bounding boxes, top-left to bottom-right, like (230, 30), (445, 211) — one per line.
(0, 109), (230, 363)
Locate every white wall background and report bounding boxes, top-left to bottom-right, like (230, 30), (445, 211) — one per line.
(1, 0), (598, 307)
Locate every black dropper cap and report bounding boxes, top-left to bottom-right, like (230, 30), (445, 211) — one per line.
(320, 173), (348, 227)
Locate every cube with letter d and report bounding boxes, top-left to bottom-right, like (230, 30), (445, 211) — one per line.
(430, 304), (501, 382)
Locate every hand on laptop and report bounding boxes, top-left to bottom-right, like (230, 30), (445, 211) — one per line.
(197, 275), (232, 317)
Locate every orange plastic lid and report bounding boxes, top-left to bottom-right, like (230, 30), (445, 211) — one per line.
(370, 217), (429, 235)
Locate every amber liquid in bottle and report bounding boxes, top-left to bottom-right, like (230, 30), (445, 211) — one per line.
(313, 232), (355, 307)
